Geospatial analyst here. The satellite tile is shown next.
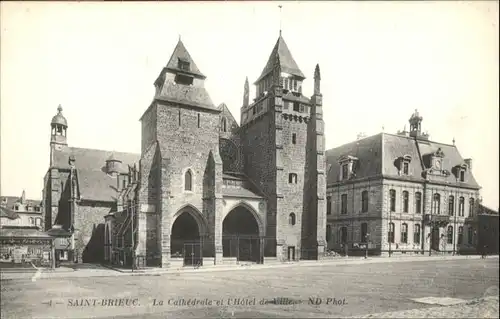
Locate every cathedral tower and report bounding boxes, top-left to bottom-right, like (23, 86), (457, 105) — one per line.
(240, 34), (324, 260)
(139, 38), (223, 267)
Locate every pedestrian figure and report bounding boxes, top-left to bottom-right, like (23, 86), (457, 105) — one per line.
(481, 245), (487, 259)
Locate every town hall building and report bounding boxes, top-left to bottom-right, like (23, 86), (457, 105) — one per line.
(43, 33), (327, 267)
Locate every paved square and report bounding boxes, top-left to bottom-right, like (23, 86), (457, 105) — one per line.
(1, 259), (498, 318)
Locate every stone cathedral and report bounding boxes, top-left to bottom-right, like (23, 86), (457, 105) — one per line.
(43, 34), (327, 267)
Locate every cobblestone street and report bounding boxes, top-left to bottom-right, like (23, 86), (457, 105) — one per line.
(1, 258), (498, 318)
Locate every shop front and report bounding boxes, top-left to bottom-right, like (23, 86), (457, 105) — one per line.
(0, 226), (55, 269)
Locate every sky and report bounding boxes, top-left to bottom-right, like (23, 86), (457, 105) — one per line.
(1, 1), (498, 209)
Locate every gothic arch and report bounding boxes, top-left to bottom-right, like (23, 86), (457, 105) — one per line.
(172, 204), (208, 236)
(225, 201), (264, 236)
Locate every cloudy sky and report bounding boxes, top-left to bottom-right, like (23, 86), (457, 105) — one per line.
(1, 1), (498, 208)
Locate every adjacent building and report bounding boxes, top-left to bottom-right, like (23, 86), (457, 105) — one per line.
(0, 192), (54, 268)
(325, 111), (482, 256)
(1, 191), (43, 229)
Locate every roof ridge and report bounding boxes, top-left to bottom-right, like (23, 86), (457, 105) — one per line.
(69, 146), (140, 156)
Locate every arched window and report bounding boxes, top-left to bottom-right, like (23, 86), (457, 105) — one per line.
(184, 170), (193, 191)
(433, 193), (441, 214)
(448, 196), (455, 216)
(458, 226), (464, 244)
(414, 224), (421, 244)
(29, 217), (34, 225)
(288, 173), (297, 184)
(221, 118), (227, 132)
(289, 213), (296, 226)
(415, 192), (422, 214)
(361, 223), (368, 243)
(388, 222), (395, 243)
(469, 198), (475, 217)
(401, 223), (408, 243)
(389, 189), (396, 212)
(402, 191), (409, 213)
(459, 197), (465, 216)
(326, 224), (331, 242)
(361, 191), (369, 213)
(447, 226), (453, 244)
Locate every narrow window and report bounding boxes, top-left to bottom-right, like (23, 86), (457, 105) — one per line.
(340, 227), (348, 244)
(458, 226), (463, 244)
(289, 213), (296, 226)
(402, 191), (409, 213)
(469, 198), (475, 217)
(415, 192), (422, 214)
(433, 193), (441, 214)
(288, 173), (297, 184)
(293, 79), (298, 91)
(448, 196), (455, 216)
(221, 118), (227, 132)
(388, 223), (395, 243)
(341, 194), (347, 214)
(197, 113), (200, 128)
(467, 226), (474, 245)
(361, 191), (369, 213)
(459, 197), (465, 216)
(389, 189), (396, 212)
(403, 162), (409, 175)
(178, 109), (181, 126)
(184, 170), (192, 191)
(293, 102), (300, 112)
(327, 196), (332, 215)
(326, 224), (331, 242)
(401, 223), (408, 243)
(447, 226), (453, 244)
(361, 223), (368, 243)
(460, 170), (465, 182)
(29, 217), (34, 225)
(292, 133), (297, 144)
(414, 224), (421, 244)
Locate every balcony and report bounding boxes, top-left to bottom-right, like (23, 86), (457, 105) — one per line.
(424, 214), (450, 227)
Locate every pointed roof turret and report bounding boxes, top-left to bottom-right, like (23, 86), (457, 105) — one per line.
(255, 34), (305, 84)
(165, 39), (206, 79)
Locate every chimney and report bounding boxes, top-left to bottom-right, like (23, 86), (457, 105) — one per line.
(464, 158), (472, 171)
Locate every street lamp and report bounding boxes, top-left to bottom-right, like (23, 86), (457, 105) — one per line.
(364, 233), (370, 259)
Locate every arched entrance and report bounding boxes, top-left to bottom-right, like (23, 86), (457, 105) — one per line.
(171, 210), (203, 266)
(223, 205), (262, 263)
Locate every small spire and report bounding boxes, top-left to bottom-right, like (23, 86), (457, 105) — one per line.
(178, 34), (181, 42)
(278, 5), (283, 36)
(452, 137), (456, 145)
(57, 104), (63, 113)
(382, 125), (385, 132)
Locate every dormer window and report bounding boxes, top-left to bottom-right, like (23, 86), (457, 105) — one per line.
(178, 58), (190, 71)
(398, 155), (412, 176)
(338, 155), (358, 181)
(453, 163), (467, 182)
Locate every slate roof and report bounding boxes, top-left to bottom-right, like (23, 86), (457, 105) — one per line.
(0, 206), (20, 219)
(0, 227), (53, 238)
(326, 132), (480, 189)
(222, 172), (264, 199)
(156, 81), (217, 111)
(0, 195), (42, 213)
(256, 35), (305, 83)
(52, 147), (140, 202)
(165, 39), (205, 79)
(478, 204), (498, 215)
